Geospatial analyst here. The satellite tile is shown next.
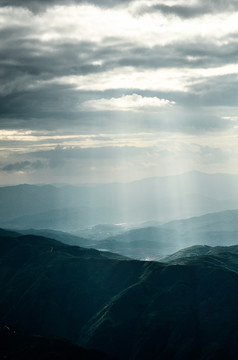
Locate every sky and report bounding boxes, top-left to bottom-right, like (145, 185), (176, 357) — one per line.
(0, 0), (238, 185)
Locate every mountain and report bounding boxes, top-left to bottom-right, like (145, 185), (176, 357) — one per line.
(75, 224), (129, 241)
(2, 233), (238, 359)
(161, 209), (238, 232)
(19, 228), (93, 247)
(2, 172), (238, 230)
(0, 228), (20, 238)
(0, 207), (116, 231)
(0, 233), (146, 353)
(13, 208), (238, 261)
(89, 209), (238, 259)
(81, 249), (238, 360)
(93, 227), (182, 260)
(161, 244), (238, 262)
(0, 324), (115, 360)
(3, 207), (238, 262)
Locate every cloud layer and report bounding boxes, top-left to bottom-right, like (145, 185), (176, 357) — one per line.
(0, 0), (238, 183)
(82, 94), (176, 111)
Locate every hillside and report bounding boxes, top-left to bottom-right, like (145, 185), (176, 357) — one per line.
(0, 324), (114, 360)
(161, 244), (238, 262)
(82, 251), (238, 359)
(161, 209), (238, 233)
(94, 227), (181, 260)
(2, 233), (238, 359)
(90, 210), (238, 259)
(19, 228), (93, 247)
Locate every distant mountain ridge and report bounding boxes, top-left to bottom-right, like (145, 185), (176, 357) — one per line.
(18, 228), (93, 247)
(4, 206), (238, 261)
(86, 209), (238, 259)
(161, 208), (238, 232)
(2, 172), (238, 230)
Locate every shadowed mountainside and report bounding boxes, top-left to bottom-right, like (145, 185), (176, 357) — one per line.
(1, 232), (238, 359)
(19, 228), (93, 247)
(160, 244), (238, 262)
(0, 324), (115, 360)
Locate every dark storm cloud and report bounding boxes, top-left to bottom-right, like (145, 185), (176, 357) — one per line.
(1, 25), (238, 97)
(0, 81), (236, 134)
(0, 34), (106, 90)
(2, 160), (45, 172)
(2, 22), (238, 93)
(138, 4), (205, 19)
(0, 1), (237, 82)
(0, 84), (79, 128)
(1, 2), (238, 137)
(116, 40), (238, 69)
(2, 0), (237, 15)
(138, 0), (238, 18)
(0, 0), (132, 12)
(1, 31), (238, 98)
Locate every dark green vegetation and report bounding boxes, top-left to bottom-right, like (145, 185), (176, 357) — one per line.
(161, 244), (238, 262)
(19, 228), (92, 247)
(0, 325), (114, 360)
(2, 230), (238, 359)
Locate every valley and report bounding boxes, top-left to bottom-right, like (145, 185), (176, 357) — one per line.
(1, 228), (238, 359)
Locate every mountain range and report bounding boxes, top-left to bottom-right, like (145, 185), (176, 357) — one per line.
(5, 207), (238, 261)
(83, 209), (238, 260)
(1, 230), (238, 359)
(2, 172), (238, 230)
(0, 324), (114, 360)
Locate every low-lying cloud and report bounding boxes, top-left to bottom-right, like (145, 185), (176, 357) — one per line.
(2, 160), (45, 172)
(82, 94), (176, 112)
(137, 0), (238, 18)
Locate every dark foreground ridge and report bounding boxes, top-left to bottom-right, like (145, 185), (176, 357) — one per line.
(0, 324), (115, 360)
(1, 229), (238, 359)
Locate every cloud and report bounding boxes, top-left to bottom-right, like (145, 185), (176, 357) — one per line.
(31, 145), (151, 162)
(0, 85), (235, 135)
(1, 4), (238, 109)
(1, 160), (45, 172)
(1, 0), (238, 184)
(82, 94), (175, 112)
(138, 3), (205, 19)
(137, 0), (238, 19)
(0, 0), (132, 12)
(3, 0), (237, 16)
(197, 145), (230, 164)
(188, 73), (238, 107)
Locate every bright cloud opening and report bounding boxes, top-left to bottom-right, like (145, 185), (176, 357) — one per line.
(82, 94), (176, 112)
